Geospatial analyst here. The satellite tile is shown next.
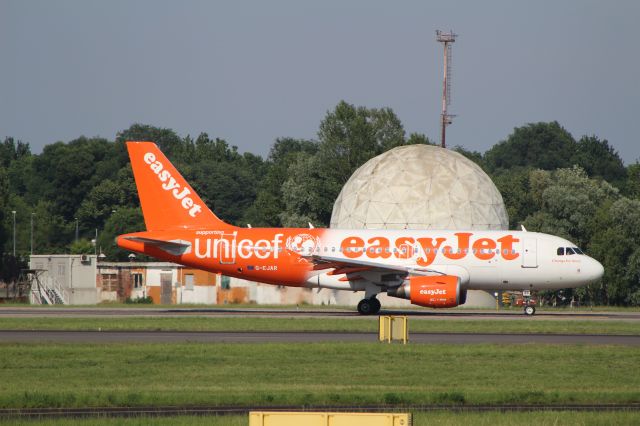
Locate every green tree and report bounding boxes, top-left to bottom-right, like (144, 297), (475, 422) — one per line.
(316, 101), (406, 188)
(572, 135), (626, 186)
(247, 138), (319, 227)
(589, 198), (640, 305)
(452, 145), (485, 169)
(0, 166), (8, 254)
(0, 137), (30, 168)
(484, 122), (576, 173)
(70, 239), (95, 254)
(523, 166), (618, 247)
(491, 168), (535, 229)
(279, 152), (330, 227)
(624, 163), (640, 198)
(180, 134), (266, 226)
(115, 124), (183, 160)
(280, 101), (424, 226)
(97, 207), (145, 261)
(28, 137), (120, 220)
(76, 180), (128, 231)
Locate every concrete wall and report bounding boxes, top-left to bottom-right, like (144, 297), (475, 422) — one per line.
(178, 286), (217, 304)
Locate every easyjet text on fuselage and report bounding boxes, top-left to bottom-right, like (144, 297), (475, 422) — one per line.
(340, 232), (520, 266)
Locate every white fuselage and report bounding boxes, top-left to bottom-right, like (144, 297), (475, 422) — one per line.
(303, 229), (604, 292)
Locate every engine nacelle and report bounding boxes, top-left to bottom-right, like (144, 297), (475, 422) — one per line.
(387, 275), (464, 308)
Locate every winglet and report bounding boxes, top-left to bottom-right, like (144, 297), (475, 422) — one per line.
(126, 141), (232, 231)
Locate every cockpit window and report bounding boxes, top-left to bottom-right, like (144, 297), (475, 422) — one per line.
(558, 246), (585, 256)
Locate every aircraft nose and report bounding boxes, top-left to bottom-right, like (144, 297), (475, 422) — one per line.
(588, 258), (604, 282)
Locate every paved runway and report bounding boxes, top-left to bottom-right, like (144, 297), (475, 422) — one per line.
(1, 330), (639, 345)
(1, 307), (639, 321)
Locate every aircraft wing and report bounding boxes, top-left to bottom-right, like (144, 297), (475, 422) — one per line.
(304, 254), (446, 286)
(121, 236), (192, 256)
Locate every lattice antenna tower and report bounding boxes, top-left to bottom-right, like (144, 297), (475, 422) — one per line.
(436, 30), (457, 148)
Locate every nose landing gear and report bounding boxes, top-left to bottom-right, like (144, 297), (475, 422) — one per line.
(357, 297), (381, 315)
(523, 289), (536, 316)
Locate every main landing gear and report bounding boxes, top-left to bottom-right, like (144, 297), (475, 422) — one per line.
(357, 297), (381, 315)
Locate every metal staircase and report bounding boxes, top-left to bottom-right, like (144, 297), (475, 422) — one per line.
(25, 269), (68, 305)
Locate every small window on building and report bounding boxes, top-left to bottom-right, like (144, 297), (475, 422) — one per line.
(132, 273), (144, 289)
(185, 274), (194, 290)
(101, 274), (118, 292)
(221, 275), (231, 290)
(57, 264), (65, 276)
(557, 247), (565, 256)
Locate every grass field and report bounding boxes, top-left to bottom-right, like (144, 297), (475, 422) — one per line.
(0, 316), (638, 335)
(2, 411), (640, 426)
(0, 342), (638, 409)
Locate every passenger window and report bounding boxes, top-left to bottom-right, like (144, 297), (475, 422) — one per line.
(557, 247), (565, 256)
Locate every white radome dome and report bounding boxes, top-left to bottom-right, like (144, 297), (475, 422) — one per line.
(330, 144), (508, 230)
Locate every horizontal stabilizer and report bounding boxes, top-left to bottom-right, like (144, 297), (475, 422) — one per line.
(123, 236), (192, 256)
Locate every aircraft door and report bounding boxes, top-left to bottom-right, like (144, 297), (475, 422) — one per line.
(217, 232), (237, 265)
(522, 238), (538, 268)
(160, 272), (173, 304)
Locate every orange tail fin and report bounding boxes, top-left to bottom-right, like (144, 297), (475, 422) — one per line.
(126, 141), (231, 231)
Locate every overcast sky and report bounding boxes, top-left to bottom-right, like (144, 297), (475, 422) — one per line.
(2, 0), (639, 162)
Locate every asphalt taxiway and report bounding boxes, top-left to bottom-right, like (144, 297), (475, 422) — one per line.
(1, 306), (639, 321)
(1, 307), (638, 345)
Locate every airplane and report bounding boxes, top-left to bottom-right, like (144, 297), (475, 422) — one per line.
(117, 141), (604, 316)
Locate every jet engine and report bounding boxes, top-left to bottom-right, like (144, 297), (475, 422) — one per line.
(387, 275), (466, 308)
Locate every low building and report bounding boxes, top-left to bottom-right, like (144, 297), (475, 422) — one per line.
(30, 254), (98, 304)
(29, 255), (218, 305)
(98, 262), (218, 304)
